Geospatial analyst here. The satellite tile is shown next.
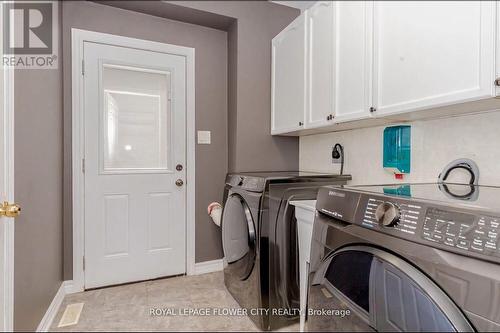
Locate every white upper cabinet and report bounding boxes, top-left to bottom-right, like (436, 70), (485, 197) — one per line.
(271, 1), (499, 136)
(272, 14), (307, 135)
(305, 1), (335, 129)
(496, 2), (500, 97)
(373, 1), (496, 116)
(334, 1), (374, 122)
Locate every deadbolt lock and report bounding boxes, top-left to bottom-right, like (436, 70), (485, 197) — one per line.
(176, 164), (183, 171)
(0, 201), (21, 218)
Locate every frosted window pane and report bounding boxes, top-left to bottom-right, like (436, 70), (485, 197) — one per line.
(102, 65), (169, 171)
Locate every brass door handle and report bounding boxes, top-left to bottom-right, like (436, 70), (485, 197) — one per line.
(175, 179), (184, 187)
(0, 201), (21, 218)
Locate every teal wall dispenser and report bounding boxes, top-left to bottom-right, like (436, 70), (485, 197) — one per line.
(383, 125), (411, 175)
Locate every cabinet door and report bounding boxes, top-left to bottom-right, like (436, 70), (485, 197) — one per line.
(334, 1), (374, 122)
(272, 15), (307, 134)
(496, 2), (500, 97)
(305, 1), (335, 129)
(373, 1), (496, 116)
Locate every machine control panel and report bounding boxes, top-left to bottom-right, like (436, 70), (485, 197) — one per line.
(316, 185), (500, 263)
(362, 198), (421, 236)
(422, 208), (500, 256)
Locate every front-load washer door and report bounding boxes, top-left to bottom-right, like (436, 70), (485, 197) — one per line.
(307, 245), (474, 332)
(222, 192), (257, 281)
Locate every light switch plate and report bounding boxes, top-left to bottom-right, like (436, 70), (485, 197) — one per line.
(197, 130), (211, 144)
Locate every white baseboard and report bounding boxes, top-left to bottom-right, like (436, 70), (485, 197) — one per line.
(193, 258), (224, 275)
(36, 281), (68, 332)
(63, 280), (81, 295)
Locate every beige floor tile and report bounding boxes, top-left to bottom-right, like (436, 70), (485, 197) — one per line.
(99, 281), (149, 306)
(50, 271), (299, 332)
(150, 316), (205, 332)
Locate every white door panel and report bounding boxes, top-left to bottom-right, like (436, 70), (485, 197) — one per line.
(0, 58), (13, 333)
(272, 15), (307, 134)
(84, 42), (186, 288)
(334, 0), (373, 122)
(102, 194), (129, 257)
(305, 1), (335, 128)
(0, 7), (14, 327)
(496, 2), (500, 97)
(373, 1), (495, 116)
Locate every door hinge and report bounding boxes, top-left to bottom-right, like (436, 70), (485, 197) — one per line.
(82, 60), (85, 76)
(82, 158), (85, 173)
(83, 257), (85, 271)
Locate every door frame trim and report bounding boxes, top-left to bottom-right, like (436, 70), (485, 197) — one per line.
(1, 2), (15, 327)
(71, 29), (196, 292)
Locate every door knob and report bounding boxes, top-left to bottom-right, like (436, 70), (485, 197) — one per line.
(175, 179), (184, 187)
(0, 201), (21, 218)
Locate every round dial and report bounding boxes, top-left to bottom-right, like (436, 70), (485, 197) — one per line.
(375, 202), (400, 227)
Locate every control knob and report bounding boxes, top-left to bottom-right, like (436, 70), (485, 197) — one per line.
(375, 202), (400, 227)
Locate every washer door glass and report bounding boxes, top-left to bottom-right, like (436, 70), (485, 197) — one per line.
(307, 246), (473, 332)
(222, 193), (256, 281)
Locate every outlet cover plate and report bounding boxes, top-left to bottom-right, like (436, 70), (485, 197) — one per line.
(331, 147), (341, 164)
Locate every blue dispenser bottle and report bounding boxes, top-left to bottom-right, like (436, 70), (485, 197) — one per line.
(383, 125), (411, 175)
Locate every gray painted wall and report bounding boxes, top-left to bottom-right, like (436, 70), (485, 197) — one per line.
(171, 1), (301, 172)
(62, 1), (229, 278)
(98, 0), (301, 172)
(14, 10), (64, 331)
(63, 0), (299, 279)
(14, 1), (299, 329)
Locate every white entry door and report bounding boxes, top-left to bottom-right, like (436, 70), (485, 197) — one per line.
(83, 41), (187, 289)
(0, 6), (15, 329)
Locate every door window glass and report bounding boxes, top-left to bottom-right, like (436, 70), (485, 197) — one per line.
(325, 251), (373, 312)
(101, 64), (171, 172)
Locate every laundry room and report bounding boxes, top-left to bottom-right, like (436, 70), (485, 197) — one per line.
(1, 0), (500, 332)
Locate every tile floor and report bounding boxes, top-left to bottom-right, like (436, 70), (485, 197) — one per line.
(50, 271), (299, 332)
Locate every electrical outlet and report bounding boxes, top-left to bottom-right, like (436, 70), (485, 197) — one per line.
(331, 147), (341, 164)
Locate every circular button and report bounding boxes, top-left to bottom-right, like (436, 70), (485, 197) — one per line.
(375, 202), (400, 227)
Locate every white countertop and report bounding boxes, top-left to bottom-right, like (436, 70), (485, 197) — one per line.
(289, 200), (317, 212)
